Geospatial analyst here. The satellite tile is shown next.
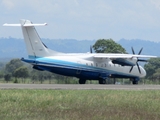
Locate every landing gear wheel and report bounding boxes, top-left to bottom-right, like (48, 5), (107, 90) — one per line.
(79, 79), (86, 84)
(99, 79), (106, 84)
(132, 80), (138, 85)
(130, 78), (139, 85)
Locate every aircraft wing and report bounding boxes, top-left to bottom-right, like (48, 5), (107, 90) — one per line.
(93, 54), (157, 59)
(93, 54), (157, 66)
(3, 23), (47, 27)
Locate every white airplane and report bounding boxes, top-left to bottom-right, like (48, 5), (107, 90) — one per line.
(3, 19), (157, 84)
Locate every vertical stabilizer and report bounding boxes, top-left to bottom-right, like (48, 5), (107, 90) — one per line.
(20, 19), (50, 59)
(3, 19), (63, 59)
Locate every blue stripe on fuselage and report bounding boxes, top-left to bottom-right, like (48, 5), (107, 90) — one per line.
(22, 56), (138, 80)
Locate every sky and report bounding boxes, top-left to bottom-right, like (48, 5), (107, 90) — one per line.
(0, 0), (160, 42)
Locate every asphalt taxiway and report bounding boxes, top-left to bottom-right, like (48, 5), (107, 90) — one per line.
(0, 84), (160, 90)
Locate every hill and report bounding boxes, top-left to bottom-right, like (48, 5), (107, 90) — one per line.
(0, 38), (159, 61)
(118, 39), (158, 56)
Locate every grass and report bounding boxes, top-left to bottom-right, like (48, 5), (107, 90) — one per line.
(0, 90), (160, 120)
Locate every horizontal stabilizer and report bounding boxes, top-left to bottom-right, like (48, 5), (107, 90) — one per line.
(23, 23), (47, 27)
(3, 24), (21, 26)
(3, 23), (47, 27)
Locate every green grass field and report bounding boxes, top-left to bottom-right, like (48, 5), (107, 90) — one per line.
(0, 90), (159, 120)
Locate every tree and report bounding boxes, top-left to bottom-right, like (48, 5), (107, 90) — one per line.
(0, 71), (4, 79)
(5, 59), (24, 75)
(0, 62), (5, 70)
(93, 39), (126, 53)
(144, 58), (160, 79)
(4, 74), (11, 83)
(30, 69), (54, 83)
(152, 68), (160, 84)
(13, 66), (29, 83)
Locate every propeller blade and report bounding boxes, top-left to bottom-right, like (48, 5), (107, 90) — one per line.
(136, 62), (141, 74)
(129, 66), (134, 73)
(130, 47), (135, 73)
(138, 59), (148, 62)
(138, 47), (143, 55)
(90, 45), (93, 53)
(131, 47), (135, 54)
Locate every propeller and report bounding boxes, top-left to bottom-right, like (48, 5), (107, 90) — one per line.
(129, 47), (147, 74)
(90, 45), (93, 53)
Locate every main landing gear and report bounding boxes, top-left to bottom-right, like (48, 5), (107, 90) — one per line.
(79, 78), (86, 84)
(132, 80), (138, 84)
(98, 79), (106, 84)
(79, 79), (107, 84)
(79, 78), (107, 84)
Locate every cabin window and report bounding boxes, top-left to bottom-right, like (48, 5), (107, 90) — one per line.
(91, 63), (93, 66)
(96, 63), (98, 67)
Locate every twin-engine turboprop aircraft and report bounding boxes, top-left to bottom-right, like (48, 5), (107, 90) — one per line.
(3, 19), (157, 84)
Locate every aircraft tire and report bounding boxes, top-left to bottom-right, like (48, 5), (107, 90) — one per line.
(79, 79), (86, 84)
(132, 80), (138, 85)
(99, 79), (106, 84)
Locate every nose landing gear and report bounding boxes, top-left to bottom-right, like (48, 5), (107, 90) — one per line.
(131, 78), (139, 85)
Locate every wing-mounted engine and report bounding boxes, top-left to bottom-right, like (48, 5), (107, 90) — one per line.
(93, 47), (156, 74)
(112, 58), (137, 66)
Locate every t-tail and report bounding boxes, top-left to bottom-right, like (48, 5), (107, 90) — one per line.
(3, 19), (61, 59)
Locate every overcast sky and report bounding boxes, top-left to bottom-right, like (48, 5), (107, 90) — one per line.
(0, 0), (160, 42)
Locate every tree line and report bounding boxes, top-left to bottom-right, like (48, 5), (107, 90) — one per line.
(0, 59), (78, 84)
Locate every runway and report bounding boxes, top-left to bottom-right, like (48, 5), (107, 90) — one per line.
(0, 84), (160, 90)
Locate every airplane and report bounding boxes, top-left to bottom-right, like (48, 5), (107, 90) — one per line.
(3, 19), (157, 84)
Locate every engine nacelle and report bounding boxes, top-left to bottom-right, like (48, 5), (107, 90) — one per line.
(112, 58), (137, 66)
